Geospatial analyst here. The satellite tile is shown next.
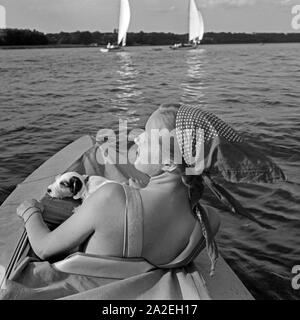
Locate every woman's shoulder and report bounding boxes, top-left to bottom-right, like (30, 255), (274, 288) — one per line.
(95, 181), (125, 197)
(87, 182), (126, 208)
(79, 182), (127, 256)
(81, 182), (126, 224)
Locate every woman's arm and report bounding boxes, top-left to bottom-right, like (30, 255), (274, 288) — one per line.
(18, 183), (125, 260)
(23, 198), (96, 260)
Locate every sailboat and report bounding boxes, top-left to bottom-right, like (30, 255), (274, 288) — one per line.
(170, 0), (204, 50)
(100, 0), (131, 53)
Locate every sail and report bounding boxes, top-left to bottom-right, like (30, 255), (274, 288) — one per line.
(0, 5), (6, 29)
(117, 0), (131, 46)
(189, 0), (204, 43)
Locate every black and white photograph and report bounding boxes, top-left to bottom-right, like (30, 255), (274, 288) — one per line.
(0, 0), (299, 303)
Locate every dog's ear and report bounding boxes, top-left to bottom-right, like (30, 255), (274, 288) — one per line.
(69, 176), (83, 196)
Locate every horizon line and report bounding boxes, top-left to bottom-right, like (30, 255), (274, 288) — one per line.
(1, 27), (297, 35)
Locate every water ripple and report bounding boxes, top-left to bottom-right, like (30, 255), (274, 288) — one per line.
(0, 44), (299, 300)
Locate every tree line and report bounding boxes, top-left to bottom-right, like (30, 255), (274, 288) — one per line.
(0, 29), (48, 45)
(1, 28), (300, 46)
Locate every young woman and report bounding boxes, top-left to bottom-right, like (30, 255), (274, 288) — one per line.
(17, 103), (220, 266)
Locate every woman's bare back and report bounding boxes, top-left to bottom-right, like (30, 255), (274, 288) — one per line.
(140, 185), (197, 265)
(83, 180), (197, 265)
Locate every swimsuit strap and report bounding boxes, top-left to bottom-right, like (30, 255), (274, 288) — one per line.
(122, 184), (144, 258)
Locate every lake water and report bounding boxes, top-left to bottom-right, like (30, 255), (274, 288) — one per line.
(0, 44), (299, 299)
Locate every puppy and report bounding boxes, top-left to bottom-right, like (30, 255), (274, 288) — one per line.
(47, 172), (111, 201)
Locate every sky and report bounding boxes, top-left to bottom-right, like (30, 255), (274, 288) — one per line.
(0, 0), (299, 33)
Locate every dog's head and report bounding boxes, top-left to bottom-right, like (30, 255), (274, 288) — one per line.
(47, 172), (86, 200)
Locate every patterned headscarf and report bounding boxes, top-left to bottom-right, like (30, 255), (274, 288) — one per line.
(175, 104), (287, 275)
(175, 104), (286, 182)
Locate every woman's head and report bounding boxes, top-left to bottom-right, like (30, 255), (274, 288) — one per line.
(148, 103), (181, 132)
(134, 103), (184, 177)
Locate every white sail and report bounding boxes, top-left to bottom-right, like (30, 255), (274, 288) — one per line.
(189, 0), (204, 43)
(0, 5), (6, 29)
(117, 0), (131, 46)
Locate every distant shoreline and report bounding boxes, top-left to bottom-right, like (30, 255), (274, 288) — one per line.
(0, 44), (92, 50)
(1, 42), (300, 50)
(1, 29), (300, 48)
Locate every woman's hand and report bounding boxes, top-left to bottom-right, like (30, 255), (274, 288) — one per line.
(17, 199), (44, 222)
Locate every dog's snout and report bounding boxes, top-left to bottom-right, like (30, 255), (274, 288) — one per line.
(47, 188), (51, 194)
